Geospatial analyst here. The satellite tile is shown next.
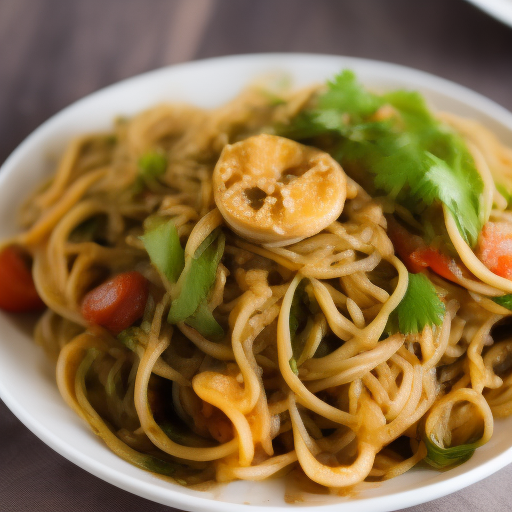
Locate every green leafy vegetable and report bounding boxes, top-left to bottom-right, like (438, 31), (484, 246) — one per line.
(386, 273), (445, 335)
(168, 230), (225, 336)
(141, 220), (185, 283)
(492, 294), (512, 310)
(134, 150), (168, 193)
(423, 435), (478, 470)
(280, 70), (484, 247)
(184, 300), (224, 339)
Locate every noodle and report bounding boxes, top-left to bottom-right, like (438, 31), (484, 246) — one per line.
(2, 70), (512, 494)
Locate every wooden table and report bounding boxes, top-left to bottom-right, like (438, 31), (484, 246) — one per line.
(1, 1), (512, 511)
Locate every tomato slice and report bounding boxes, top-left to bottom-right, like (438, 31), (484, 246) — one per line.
(387, 217), (461, 283)
(0, 246), (46, 313)
(81, 271), (149, 334)
(477, 222), (512, 280)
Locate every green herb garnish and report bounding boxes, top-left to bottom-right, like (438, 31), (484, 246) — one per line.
(280, 70), (484, 247)
(386, 273), (445, 335)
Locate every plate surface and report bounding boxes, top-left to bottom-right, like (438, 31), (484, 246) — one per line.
(1, 54), (512, 512)
(466, 0), (512, 27)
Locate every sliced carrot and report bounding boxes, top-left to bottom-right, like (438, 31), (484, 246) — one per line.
(0, 246), (46, 313)
(81, 271), (149, 334)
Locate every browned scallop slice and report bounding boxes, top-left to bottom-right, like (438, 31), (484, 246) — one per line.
(213, 134), (347, 247)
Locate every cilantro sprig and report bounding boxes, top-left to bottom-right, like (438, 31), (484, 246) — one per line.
(386, 273), (445, 335)
(279, 70), (484, 247)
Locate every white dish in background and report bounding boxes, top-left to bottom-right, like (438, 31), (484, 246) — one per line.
(466, 0), (512, 27)
(1, 54), (512, 512)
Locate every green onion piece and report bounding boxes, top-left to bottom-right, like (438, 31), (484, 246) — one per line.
(138, 151), (167, 180)
(141, 220), (185, 284)
(289, 357), (299, 375)
(168, 231), (225, 325)
(423, 435), (479, 470)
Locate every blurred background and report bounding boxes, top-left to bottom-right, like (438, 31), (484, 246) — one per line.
(1, 0), (512, 511)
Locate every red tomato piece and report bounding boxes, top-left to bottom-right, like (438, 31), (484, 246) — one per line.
(0, 246), (46, 313)
(387, 217), (429, 273)
(81, 271), (149, 334)
(387, 217), (462, 283)
(477, 222), (512, 280)
(410, 247), (459, 282)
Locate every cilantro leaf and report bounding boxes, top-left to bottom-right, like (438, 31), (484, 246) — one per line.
(318, 70), (384, 118)
(492, 294), (512, 310)
(280, 70), (485, 247)
(386, 273), (445, 335)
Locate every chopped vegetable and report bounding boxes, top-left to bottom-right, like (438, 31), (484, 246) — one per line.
(477, 221), (512, 280)
(491, 294), (512, 310)
(289, 357), (299, 375)
(423, 435), (478, 470)
(289, 279), (308, 341)
(280, 70), (484, 247)
(141, 220), (185, 283)
(167, 230), (225, 336)
(387, 217), (461, 283)
(81, 271), (149, 334)
(184, 301), (224, 339)
(386, 273), (445, 335)
(0, 246), (46, 313)
(134, 150), (168, 193)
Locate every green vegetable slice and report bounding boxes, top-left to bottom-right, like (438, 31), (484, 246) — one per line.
(184, 300), (224, 339)
(386, 273), (445, 335)
(134, 150), (168, 193)
(168, 230), (225, 326)
(424, 435), (479, 470)
(141, 220), (185, 284)
(492, 294), (512, 310)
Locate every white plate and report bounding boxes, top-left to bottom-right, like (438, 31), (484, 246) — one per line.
(466, 0), (512, 27)
(1, 54), (512, 512)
